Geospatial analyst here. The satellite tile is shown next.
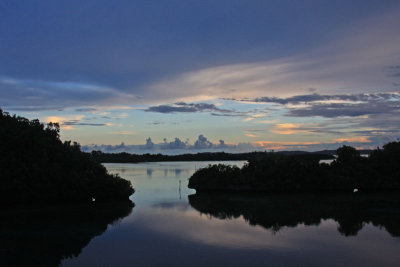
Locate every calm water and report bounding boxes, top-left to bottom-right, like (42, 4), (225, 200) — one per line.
(2, 161), (400, 266)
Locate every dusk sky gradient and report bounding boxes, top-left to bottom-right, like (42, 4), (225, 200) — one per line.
(1, 0), (400, 153)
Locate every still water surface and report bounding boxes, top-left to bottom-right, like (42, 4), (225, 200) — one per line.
(1, 161), (400, 266)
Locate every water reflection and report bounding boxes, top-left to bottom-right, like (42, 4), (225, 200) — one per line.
(57, 162), (400, 266)
(189, 192), (400, 237)
(0, 201), (133, 267)
(104, 161), (246, 205)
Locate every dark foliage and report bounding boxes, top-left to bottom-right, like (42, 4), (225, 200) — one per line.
(0, 109), (134, 204)
(188, 141), (400, 192)
(189, 192), (400, 237)
(88, 149), (334, 163)
(0, 200), (133, 267)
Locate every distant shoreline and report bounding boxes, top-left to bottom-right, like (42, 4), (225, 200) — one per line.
(89, 150), (338, 163)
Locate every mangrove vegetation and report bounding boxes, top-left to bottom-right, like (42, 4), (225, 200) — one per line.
(188, 142), (400, 193)
(0, 109), (134, 204)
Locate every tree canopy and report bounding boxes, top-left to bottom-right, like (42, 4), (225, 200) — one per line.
(189, 141), (400, 193)
(0, 109), (134, 204)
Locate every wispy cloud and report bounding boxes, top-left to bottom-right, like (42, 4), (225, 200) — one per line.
(332, 137), (370, 143)
(272, 123), (303, 135)
(43, 114), (112, 130)
(74, 108), (98, 112)
(141, 8), (400, 104)
(241, 92), (400, 118)
(0, 77), (137, 111)
(111, 131), (135, 135)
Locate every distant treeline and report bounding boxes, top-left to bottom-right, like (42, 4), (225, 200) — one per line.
(0, 109), (134, 204)
(188, 141), (400, 193)
(88, 150), (335, 163)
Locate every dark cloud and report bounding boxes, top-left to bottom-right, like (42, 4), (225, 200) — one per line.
(242, 93), (400, 118)
(145, 102), (233, 114)
(145, 105), (198, 113)
(75, 108), (97, 112)
(287, 102), (398, 118)
(210, 112), (246, 117)
(62, 120), (108, 126)
(247, 93), (395, 105)
(387, 65), (400, 77)
(148, 121), (164, 125)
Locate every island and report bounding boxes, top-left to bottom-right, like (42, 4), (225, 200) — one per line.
(0, 109), (134, 204)
(188, 141), (400, 193)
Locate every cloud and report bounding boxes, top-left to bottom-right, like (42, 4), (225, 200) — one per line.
(193, 134), (213, 149)
(253, 137), (376, 151)
(272, 123), (303, 135)
(247, 92), (398, 105)
(332, 137), (370, 143)
(0, 77), (137, 111)
(82, 134), (255, 154)
(74, 108), (98, 112)
(256, 119), (279, 124)
(81, 132), (398, 154)
(43, 114), (112, 129)
(62, 121), (109, 126)
(144, 102), (243, 116)
(1, 4), (400, 111)
(1, 7), (400, 111)
(162, 137), (188, 150)
(241, 92), (400, 118)
(387, 65), (400, 77)
(210, 112), (246, 117)
(148, 121), (165, 125)
(145, 102), (226, 113)
(110, 131), (135, 135)
(141, 9), (400, 103)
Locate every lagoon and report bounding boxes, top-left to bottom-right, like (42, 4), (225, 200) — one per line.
(2, 161), (400, 266)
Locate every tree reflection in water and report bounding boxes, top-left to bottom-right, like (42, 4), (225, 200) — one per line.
(0, 201), (134, 267)
(189, 192), (400, 237)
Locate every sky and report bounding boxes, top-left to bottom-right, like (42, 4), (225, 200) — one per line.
(1, 0), (400, 153)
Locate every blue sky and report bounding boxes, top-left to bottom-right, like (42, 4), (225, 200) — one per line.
(1, 0), (400, 153)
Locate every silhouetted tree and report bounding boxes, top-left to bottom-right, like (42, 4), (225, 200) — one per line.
(188, 140), (400, 193)
(0, 109), (134, 204)
(335, 145), (361, 164)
